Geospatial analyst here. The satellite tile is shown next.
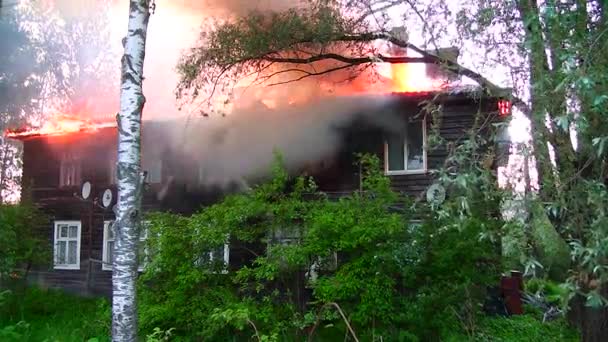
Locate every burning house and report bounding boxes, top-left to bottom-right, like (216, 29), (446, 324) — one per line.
(6, 59), (511, 296)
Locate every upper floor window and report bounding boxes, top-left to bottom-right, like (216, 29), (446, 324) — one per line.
(384, 119), (427, 174)
(54, 221), (81, 270)
(143, 158), (162, 184)
(59, 152), (82, 187)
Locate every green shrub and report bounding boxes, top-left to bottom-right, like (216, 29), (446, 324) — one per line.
(473, 314), (579, 341)
(0, 201), (48, 281)
(0, 287), (110, 341)
(138, 154), (504, 340)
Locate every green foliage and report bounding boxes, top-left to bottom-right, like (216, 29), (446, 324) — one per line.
(176, 2), (359, 101)
(139, 153), (503, 340)
(0, 287), (110, 341)
(0, 202), (48, 281)
(525, 278), (568, 306)
(472, 313), (579, 342)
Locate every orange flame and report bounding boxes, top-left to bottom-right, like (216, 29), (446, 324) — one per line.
(390, 63), (445, 93)
(6, 114), (115, 139)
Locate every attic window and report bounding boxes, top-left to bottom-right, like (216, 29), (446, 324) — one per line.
(384, 119), (427, 174)
(59, 152), (82, 187)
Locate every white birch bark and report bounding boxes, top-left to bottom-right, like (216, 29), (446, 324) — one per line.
(112, 1), (151, 341)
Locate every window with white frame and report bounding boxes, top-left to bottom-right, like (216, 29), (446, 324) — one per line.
(194, 241), (230, 274)
(138, 223), (149, 272)
(59, 152), (82, 187)
(54, 221), (81, 269)
(209, 244), (230, 266)
(102, 220), (115, 271)
(102, 220), (149, 272)
(384, 119), (427, 174)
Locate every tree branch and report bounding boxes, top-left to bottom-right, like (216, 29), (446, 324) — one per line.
(263, 53), (428, 65)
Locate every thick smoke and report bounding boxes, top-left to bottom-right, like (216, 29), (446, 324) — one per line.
(155, 94), (404, 187)
(167, 0), (305, 17)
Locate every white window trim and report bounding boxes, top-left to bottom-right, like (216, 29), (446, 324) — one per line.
(209, 244), (230, 264)
(53, 220), (81, 270)
(138, 223), (148, 272)
(384, 118), (428, 175)
(209, 243), (230, 274)
(102, 220), (114, 271)
(101, 220), (149, 272)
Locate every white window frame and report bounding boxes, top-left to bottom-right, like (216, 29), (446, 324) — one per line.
(59, 152), (82, 187)
(138, 223), (149, 272)
(384, 118), (428, 175)
(193, 242), (230, 273)
(209, 243), (230, 274)
(101, 220), (149, 272)
(101, 220), (114, 271)
(53, 220), (81, 270)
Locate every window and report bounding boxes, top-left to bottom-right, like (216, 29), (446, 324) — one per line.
(54, 221), (81, 270)
(102, 221), (115, 271)
(143, 158), (162, 184)
(138, 224), (149, 272)
(102, 220), (148, 272)
(384, 119), (427, 174)
(209, 244), (230, 270)
(59, 152), (82, 187)
(194, 243), (230, 273)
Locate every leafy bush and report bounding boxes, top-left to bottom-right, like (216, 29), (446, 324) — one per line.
(138, 154), (503, 340)
(473, 313), (579, 342)
(0, 200), (48, 282)
(0, 287), (110, 341)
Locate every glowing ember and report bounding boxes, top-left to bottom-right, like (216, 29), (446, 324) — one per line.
(6, 114), (115, 139)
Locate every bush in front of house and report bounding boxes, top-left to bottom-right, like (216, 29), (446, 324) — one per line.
(0, 286), (110, 341)
(0, 200), (48, 283)
(138, 154), (505, 340)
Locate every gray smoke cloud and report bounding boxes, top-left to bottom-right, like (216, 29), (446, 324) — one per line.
(169, 0), (305, 17)
(149, 94), (405, 188)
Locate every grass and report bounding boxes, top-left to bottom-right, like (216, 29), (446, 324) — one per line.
(471, 310), (580, 342)
(0, 287), (110, 341)
(1, 287), (581, 341)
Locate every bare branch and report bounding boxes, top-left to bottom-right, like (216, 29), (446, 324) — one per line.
(266, 64), (359, 87)
(263, 52), (427, 65)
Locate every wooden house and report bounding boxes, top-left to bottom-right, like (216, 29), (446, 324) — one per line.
(9, 89), (511, 296)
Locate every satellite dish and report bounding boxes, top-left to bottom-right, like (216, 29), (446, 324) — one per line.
(101, 189), (113, 208)
(81, 181), (92, 200)
(426, 183), (446, 205)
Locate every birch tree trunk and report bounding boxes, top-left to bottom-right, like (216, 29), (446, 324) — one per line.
(112, 1), (151, 341)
